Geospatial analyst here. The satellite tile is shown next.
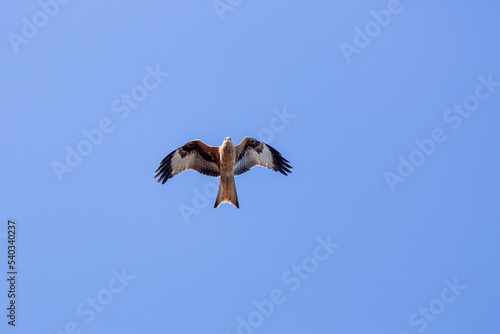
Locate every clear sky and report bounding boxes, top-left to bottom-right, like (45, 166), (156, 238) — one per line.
(1, 1), (500, 333)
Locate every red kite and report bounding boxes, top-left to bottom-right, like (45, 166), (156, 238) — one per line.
(154, 137), (292, 209)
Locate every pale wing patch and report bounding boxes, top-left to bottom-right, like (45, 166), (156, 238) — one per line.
(154, 141), (220, 184)
(234, 138), (292, 176)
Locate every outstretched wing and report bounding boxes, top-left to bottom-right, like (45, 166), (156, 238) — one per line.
(234, 137), (292, 176)
(154, 140), (220, 184)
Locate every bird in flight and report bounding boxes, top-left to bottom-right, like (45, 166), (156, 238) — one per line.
(154, 137), (292, 209)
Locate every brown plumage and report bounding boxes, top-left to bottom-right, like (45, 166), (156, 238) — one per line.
(154, 137), (292, 209)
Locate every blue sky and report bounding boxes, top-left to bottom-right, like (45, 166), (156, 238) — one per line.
(1, 1), (500, 333)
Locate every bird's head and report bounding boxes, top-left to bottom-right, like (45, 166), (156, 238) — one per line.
(222, 137), (234, 149)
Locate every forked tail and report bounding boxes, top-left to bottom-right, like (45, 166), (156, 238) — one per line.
(214, 176), (239, 209)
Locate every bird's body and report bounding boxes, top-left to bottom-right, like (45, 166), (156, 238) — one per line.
(154, 137), (292, 209)
(215, 137), (239, 209)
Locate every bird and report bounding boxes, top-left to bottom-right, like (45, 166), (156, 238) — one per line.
(154, 137), (292, 209)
